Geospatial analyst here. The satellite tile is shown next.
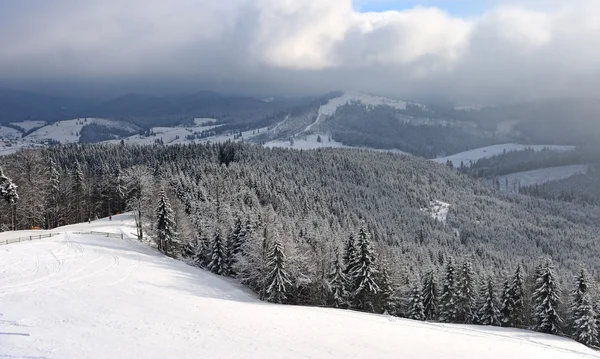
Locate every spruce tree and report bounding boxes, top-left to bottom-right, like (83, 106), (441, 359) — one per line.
(500, 265), (525, 328)
(47, 159), (61, 228)
(0, 167), (18, 204)
(328, 254), (349, 308)
(343, 234), (357, 272)
(348, 227), (379, 311)
(439, 258), (458, 322)
(266, 239), (292, 303)
(72, 161), (86, 223)
(377, 260), (396, 314)
(532, 259), (561, 335)
(457, 261), (477, 323)
(155, 187), (176, 255)
(570, 268), (597, 347)
(478, 277), (501, 326)
(208, 227), (229, 276)
(421, 269), (439, 321)
(408, 281), (426, 321)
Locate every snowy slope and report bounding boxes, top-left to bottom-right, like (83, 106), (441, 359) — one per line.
(303, 91), (410, 133)
(1, 215), (598, 359)
(265, 134), (407, 154)
(24, 118), (138, 144)
(493, 165), (589, 193)
(433, 144), (576, 168)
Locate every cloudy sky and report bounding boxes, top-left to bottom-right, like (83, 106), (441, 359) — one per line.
(0, 0), (599, 102)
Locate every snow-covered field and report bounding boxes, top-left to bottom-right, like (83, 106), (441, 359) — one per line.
(25, 118), (139, 144)
(265, 134), (407, 154)
(492, 165), (589, 193)
(1, 215), (598, 359)
(433, 144), (576, 168)
(422, 200), (451, 223)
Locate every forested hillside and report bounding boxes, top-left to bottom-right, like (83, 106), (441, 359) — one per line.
(2, 143), (600, 345)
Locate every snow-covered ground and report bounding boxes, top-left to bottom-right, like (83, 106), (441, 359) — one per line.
(24, 118), (138, 144)
(1, 214), (598, 359)
(9, 120), (47, 132)
(433, 144), (576, 168)
(265, 134), (407, 154)
(492, 165), (589, 193)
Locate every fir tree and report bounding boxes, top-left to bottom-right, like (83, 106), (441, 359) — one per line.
(72, 161), (85, 223)
(377, 260), (396, 314)
(478, 277), (501, 326)
(0, 167), (18, 204)
(500, 265), (525, 328)
(47, 159), (61, 228)
(343, 234), (357, 272)
(266, 238), (292, 303)
(155, 187), (176, 255)
(439, 258), (458, 322)
(532, 259), (561, 335)
(328, 254), (349, 308)
(408, 281), (426, 321)
(457, 261), (477, 323)
(570, 268), (597, 347)
(349, 227), (379, 311)
(208, 227), (229, 276)
(421, 269), (439, 321)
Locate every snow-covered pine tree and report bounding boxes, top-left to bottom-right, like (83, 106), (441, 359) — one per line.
(72, 161), (86, 223)
(208, 227), (229, 276)
(439, 258), (459, 322)
(421, 269), (439, 320)
(265, 238), (292, 303)
(477, 277), (501, 326)
(532, 259), (561, 335)
(407, 281), (426, 321)
(155, 187), (176, 255)
(500, 265), (525, 328)
(457, 261), (477, 323)
(376, 259), (396, 314)
(0, 167), (18, 204)
(349, 227), (379, 311)
(343, 234), (357, 273)
(570, 268), (597, 347)
(328, 254), (349, 308)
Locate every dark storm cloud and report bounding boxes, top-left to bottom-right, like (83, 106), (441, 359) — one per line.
(0, 0), (598, 102)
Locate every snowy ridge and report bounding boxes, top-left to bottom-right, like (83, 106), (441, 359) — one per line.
(265, 134), (407, 154)
(433, 144), (576, 168)
(1, 214), (598, 359)
(24, 118), (139, 144)
(9, 120), (47, 132)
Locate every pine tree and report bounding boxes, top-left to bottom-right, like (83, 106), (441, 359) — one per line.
(377, 260), (396, 314)
(208, 227), (229, 276)
(421, 269), (439, 320)
(457, 261), (477, 323)
(439, 258), (458, 322)
(343, 234), (357, 272)
(408, 281), (426, 321)
(500, 265), (525, 328)
(0, 167), (18, 204)
(570, 268), (597, 347)
(348, 227), (379, 311)
(266, 238), (292, 303)
(226, 218), (244, 272)
(478, 277), (501, 326)
(328, 254), (348, 308)
(47, 159), (61, 228)
(155, 187), (176, 255)
(532, 259), (561, 335)
(72, 161), (85, 223)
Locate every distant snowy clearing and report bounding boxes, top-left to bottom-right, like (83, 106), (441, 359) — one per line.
(1, 215), (598, 359)
(492, 165), (589, 193)
(433, 144), (576, 168)
(9, 120), (47, 132)
(265, 134), (407, 155)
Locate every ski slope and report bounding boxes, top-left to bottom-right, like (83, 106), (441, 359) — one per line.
(1, 215), (599, 359)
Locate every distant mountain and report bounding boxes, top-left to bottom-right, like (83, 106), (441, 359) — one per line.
(0, 89), (94, 125)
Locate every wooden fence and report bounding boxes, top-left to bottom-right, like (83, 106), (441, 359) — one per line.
(0, 230), (127, 246)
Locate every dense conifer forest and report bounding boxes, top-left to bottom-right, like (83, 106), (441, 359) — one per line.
(2, 142), (600, 346)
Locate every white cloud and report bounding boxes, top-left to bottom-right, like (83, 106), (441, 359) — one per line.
(0, 0), (599, 101)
